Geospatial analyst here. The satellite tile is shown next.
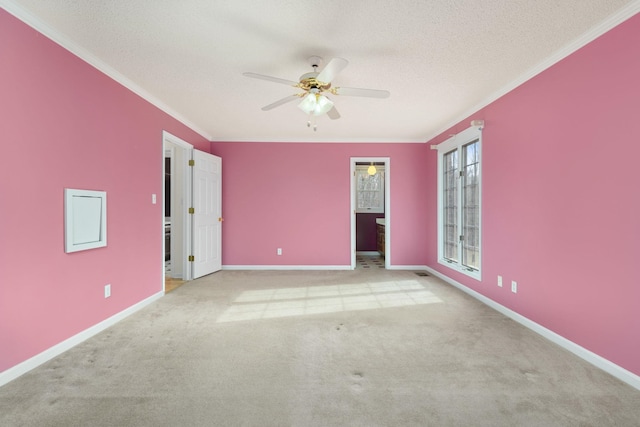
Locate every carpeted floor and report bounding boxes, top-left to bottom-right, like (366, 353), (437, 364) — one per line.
(1, 269), (639, 426)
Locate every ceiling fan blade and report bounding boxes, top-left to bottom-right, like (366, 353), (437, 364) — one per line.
(334, 86), (390, 98)
(317, 57), (348, 83)
(243, 72), (298, 86)
(261, 94), (300, 111)
(327, 106), (340, 120)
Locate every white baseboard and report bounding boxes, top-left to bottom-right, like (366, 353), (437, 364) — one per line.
(222, 265), (352, 271)
(0, 291), (164, 388)
(386, 265), (427, 271)
(220, 264), (427, 272)
(422, 266), (640, 391)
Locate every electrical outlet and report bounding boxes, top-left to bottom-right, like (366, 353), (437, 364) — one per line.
(277, 248), (282, 256)
(152, 193), (157, 204)
(104, 284), (111, 298)
(511, 281), (517, 294)
(497, 275), (503, 287)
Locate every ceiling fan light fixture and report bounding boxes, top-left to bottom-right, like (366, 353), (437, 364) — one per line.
(298, 93), (334, 116)
(244, 56), (389, 125)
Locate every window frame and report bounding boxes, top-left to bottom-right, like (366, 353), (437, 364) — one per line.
(436, 125), (482, 280)
(355, 165), (385, 214)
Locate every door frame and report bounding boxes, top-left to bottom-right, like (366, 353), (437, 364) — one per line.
(350, 157), (391, 269)
(163, 131), (194, 284)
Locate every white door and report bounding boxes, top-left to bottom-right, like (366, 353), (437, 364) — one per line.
(192, 150), (222, 278)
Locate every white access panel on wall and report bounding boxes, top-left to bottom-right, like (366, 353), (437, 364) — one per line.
(191, 150), (222, 278)
(64, 188), (107, 253)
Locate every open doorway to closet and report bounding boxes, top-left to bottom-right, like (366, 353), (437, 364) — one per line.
(351, 157), (390, 270)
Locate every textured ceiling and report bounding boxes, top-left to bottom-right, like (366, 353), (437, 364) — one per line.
(3, 0), (638, 142)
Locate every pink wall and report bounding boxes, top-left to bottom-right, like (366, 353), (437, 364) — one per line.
(0, 10), (209, 373)
(425, 14), (640, 376)
(2, 3), (637, 385)
(210, 142), (429, 266)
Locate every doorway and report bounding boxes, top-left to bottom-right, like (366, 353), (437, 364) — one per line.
(163, 132), (192, 289)
(350, 157), (390, 270)
(162, 131), (223, 291)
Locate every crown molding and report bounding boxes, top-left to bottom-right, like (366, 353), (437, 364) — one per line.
(423, 1), (640, 143)
(1, 0), (213, 141)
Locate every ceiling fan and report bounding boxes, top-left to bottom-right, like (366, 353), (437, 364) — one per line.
(243, 56), (390, 127)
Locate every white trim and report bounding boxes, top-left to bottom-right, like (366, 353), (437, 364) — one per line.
(351, 157), (391, 270)
(0, 291), (164, 388)
(386, 265), (428, 271)
(222, 265), (352, 271)
(424, 1), (640, 143)
(1, 1), (211, 141)
(222, 264), (424, 270)
(222, 264), (425, 271)
(433, 125), (482, 153)
(423, 266), (640, 392)
(163, 144), (175, 292)
(162, 131), (194, 150)
(212, 137), (424, 144)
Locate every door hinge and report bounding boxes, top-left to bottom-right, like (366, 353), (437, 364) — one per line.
(188, 207), (195, 214)
(189, 159), (195, 166)
(459, 235), (464, 241)
(459, 170), (464, 177)
(188, 255), (195, 262)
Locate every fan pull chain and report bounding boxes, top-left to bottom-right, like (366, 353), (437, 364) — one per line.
(306, 118), (318, 131)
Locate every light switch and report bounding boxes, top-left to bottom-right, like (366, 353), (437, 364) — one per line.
(152, 194), (157, 204)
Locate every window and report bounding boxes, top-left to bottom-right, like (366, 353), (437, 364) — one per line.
(437, 126), (482, 279)
(355, 165), (385, 213)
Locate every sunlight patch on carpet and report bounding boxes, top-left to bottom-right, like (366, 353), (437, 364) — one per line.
(217, 279), (442, 323)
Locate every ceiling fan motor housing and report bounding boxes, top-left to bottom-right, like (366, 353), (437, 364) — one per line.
(297, 56), (332, 92)
(298, 72), (331, 92)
